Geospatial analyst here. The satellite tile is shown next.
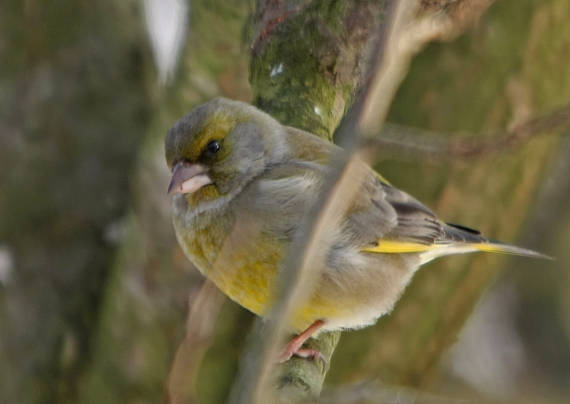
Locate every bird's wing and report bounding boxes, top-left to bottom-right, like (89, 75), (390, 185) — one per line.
(343, 171), (449, 249)
(352, 171), (547, 259)
(278, 127), (545, 259)
(282, 127), (480, 250)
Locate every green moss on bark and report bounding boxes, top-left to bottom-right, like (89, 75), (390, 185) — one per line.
(250, 0), (387, 140)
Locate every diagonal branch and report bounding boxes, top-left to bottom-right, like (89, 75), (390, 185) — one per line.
(361, 103), (570, 161)
(166, 281), (225, 404)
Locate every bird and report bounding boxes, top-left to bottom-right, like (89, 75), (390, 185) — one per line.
(165, 97), (546, 361)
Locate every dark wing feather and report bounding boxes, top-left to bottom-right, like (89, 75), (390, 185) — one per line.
(381, 182), (444, 244)
(347, 172), (487, 248)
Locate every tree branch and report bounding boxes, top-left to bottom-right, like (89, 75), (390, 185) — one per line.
(361, 103), (570, 161)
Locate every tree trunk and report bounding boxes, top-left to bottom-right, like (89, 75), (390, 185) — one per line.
(0, 1), (150, 402)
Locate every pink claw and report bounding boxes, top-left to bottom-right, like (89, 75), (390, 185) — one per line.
(278, 319), (326, 365)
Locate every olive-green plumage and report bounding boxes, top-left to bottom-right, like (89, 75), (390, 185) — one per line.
(165, 97), (545, 334)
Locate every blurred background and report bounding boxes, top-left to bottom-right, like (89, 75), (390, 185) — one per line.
(0, 0), (568, 403)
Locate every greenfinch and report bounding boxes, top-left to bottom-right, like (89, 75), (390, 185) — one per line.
(165, 97), (544, 360)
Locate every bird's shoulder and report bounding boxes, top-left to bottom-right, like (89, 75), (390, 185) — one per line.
(343, 163), (446, 248)
(282, 126), (341, 165)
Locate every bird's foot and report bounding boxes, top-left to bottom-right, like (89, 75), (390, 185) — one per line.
(281, 347), (327, 365)
(277, 319), (326, 366)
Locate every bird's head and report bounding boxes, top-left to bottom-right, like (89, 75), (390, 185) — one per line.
(165, 98), (288, 207)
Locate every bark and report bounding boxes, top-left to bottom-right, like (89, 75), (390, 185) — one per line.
(250, 0), (389, 140)
(0, 1), (150, 402)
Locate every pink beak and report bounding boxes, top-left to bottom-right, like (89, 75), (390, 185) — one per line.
(167, 161), (213, 195)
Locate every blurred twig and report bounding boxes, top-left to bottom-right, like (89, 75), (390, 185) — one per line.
(362, 103), (570, 161)
(165, 281), (225, 404)
(418, 0), (496, 39)
(359, 5), (455, 135)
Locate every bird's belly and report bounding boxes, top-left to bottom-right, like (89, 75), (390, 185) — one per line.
(180, 222), (418, 333)
(182, 232), (354, 331)
(209, 257), (278, 317)
(293, 253), (420, 332)
(289, 294), (361, 332)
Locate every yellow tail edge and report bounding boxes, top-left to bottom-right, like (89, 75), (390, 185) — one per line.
(471, 242), (552, 260)
(362, 240), (552, 260)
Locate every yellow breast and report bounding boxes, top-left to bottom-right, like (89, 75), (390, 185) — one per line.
(181, 222), (280, 316)
(180, 220), (355, 332)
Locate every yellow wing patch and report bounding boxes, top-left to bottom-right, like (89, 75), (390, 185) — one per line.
(362, 240), (549, 259)
(362, 240), (441, 254)
(470, 243), (504, 254)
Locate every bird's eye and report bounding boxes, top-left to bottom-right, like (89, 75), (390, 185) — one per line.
(206, 140), (221, 155)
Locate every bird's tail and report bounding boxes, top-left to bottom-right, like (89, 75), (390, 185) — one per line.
(362, 222), (552, 261)
(444, 223), (552, 260)
(468, 240), (552, 259)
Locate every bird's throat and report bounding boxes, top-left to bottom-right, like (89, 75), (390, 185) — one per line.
(186, 185), (222, 208)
